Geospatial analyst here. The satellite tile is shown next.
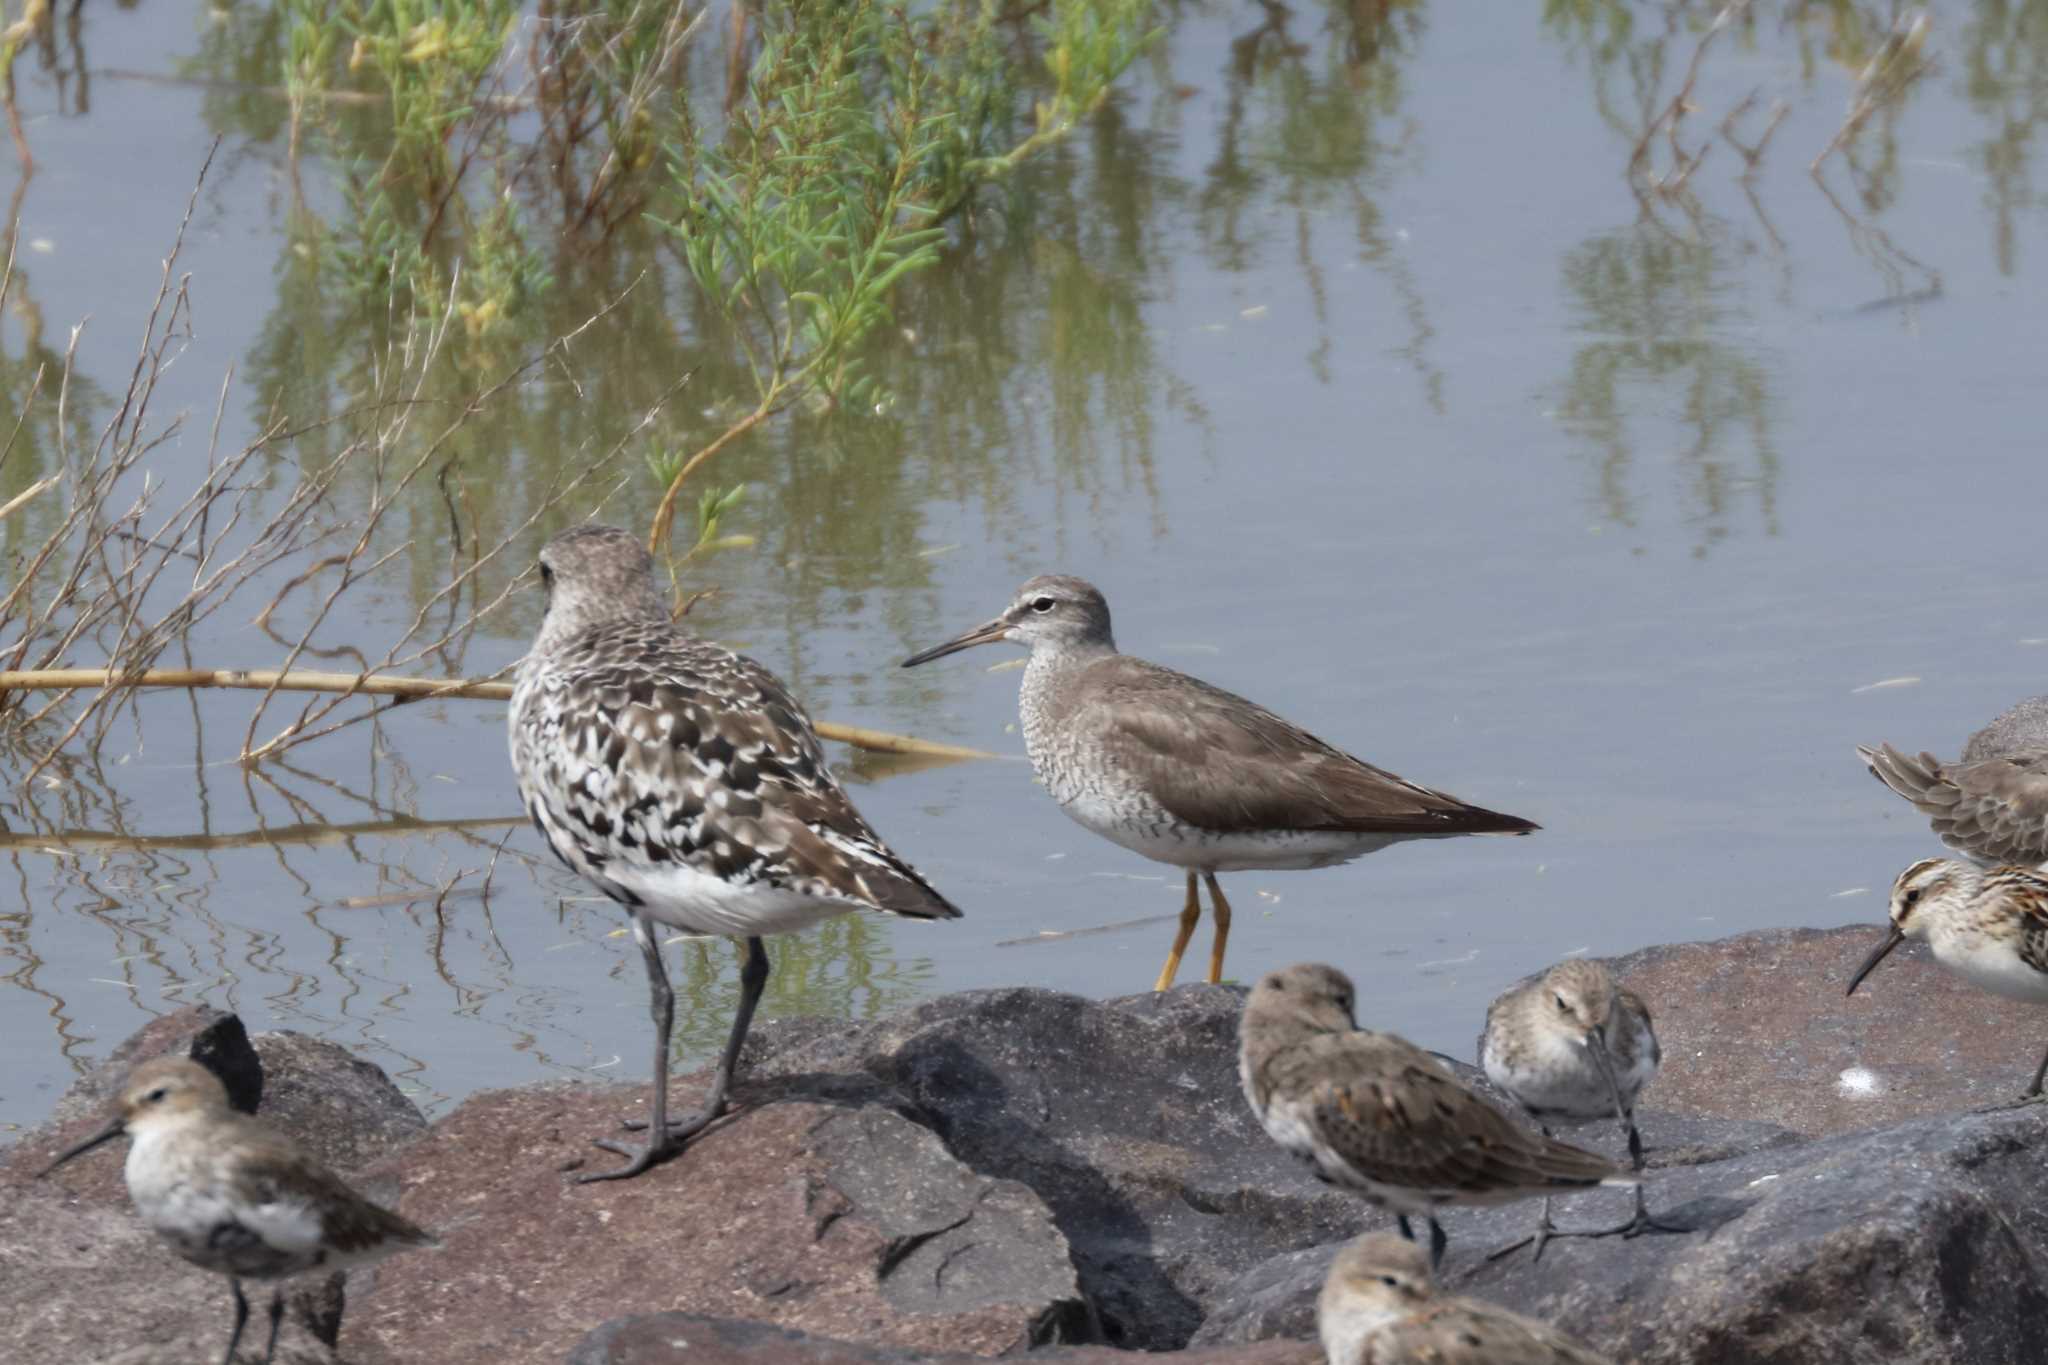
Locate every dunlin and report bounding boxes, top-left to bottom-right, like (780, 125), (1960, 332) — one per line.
(1319, 1232), (1615, 1365)
(1859, 693), (2048, 865)
(511, 525), (962, 1181)
(902, 577), (1535, 989)
(39, 1057), (434, 1365)
(1847, 857), (2048, 1099)
(1239, 963), (1631, 1267)
(1480, 958), (1678, 1258)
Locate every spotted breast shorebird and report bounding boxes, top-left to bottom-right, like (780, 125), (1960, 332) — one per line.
(1479, 958), (1683, 1259)
(39, 1057), (434, 1365)
(511, 524), (962, 1181)
(1848, 857), (2048, 1102)
(902, 576), (1536, 989)
(1860, 693), (2048, 865)
(1320, 1232), (1616, 1365)
(1239, 962), (1631, 1268)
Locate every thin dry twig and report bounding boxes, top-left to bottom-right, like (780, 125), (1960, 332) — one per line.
(1719, 90), (1789, 181)
(0, 667), (1000, 760)
(1812, 12), (1933, 175)
(1626, 0), (1748, 197)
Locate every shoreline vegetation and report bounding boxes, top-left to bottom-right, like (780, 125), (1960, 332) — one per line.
(0, 0), (1159, 782)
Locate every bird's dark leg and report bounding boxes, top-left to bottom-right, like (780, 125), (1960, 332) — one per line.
(1396, 1213), (1416, 1243)
(1969, 1044), (2048, 1111)
(1154, 873), (1202, 992)
(602, 934), (771, 1172)
(1427, 1217), (1447, 1271)
(260, 1287), (284, 1365)
(580, 914), (681, 1182)
(1487, 1127), (1562, 1262)
(1203, 872), (1233, 985)
(1549, 1104), (1689, 1243)
(222, 1278), (249, 1365)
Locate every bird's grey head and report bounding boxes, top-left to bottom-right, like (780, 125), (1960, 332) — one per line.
(1535, 958), (1618, 1041)
(1321, 1230), (1434, 1315)
(900, 574), (1114, 668)
(38, 1056), (229, 1177)
(533, 524), (670, 642)
(1244, 962), (1358, 1039)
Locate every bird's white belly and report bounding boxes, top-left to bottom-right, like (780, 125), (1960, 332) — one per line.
(1936, 934), (2048, 1003)
(1054, 788), (1399, 872)
(605, 861), (859, 938)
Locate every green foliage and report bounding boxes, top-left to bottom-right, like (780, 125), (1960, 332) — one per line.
(664, 3), (974, 414)
(691, 483), (754, 557)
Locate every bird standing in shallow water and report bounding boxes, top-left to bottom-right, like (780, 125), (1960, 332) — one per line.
(1847, 857), (2048, 1101)
(1239, 963), (1631, 1268)
(1859, 692), (2048, 865)
(39, 1057), (434, 1365)
(511, 525), (961, 1181)
(902, 576), (1536, 989)
(1319, 1232), (1616, 1365)
(1480, 958), (1678, 1259)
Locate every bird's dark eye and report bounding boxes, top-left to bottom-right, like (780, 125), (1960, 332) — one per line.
(1378, 1275), (1399, 1287)
(1554, 994), (1569, 1011)
(1902, 887), (1921, 908)
(1030, 596), (1055, 613)
(539, 563), (555, 587)
(144, 1087), (167, 1104)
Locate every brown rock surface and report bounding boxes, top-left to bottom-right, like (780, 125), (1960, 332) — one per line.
(1606, 924), (2048, 1136)
(567, 1314), (1320, 1365)
(346, 1082), (1089, 1365)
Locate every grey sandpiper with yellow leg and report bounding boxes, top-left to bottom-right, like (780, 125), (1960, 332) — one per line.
(1238, 962), (1632, 1269)
(39, 1056), (435, 1365)
(1480, 958), (1685, 1260)
(510, 524), (962, 1182)
(1319, 1231), (1616, 1365)
(901, 575), (1536, 990)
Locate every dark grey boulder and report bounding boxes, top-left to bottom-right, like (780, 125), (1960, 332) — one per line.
(1192, 1101), (2048, 1364)
(748, 984), (1367, 1350)
(566, 1312), (1320, 1365)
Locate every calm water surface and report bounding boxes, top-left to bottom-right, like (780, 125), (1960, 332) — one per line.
(3, 1), (2047, 1127)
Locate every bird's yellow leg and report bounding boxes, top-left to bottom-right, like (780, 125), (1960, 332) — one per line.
(1154, 871), (1202, 991)
(1204, 872), (1233, 984)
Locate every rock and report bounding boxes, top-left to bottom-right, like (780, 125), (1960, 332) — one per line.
(566, 1313), (1321, 1365)
(11, 922), (2048, 1365)
(1191, 1101), (2048, 1364)
(101, 1337), (337, 1365)
(747, 985), (1370, 1350)
(347, 1083), (1089, 1364)
(0, 1014), (426, 1365)
(245, 1030), (430, 1174)
(1607, 924), (2048, 1136)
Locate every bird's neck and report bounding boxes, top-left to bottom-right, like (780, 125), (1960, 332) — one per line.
(1020, 639), (1117, 751)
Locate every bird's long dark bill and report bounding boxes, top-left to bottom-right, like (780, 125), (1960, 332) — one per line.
(39, 1118), (125, 1177)
(1586, 1032), (1626, 1121)
(1846, 927), (1907, 997)
(901, 618), (1008, 668)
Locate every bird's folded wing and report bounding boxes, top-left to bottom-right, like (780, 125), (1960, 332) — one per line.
(1863, 743), (2048, 864)
(1296, 1034), (1616, 1194)
(1375, 1304), (1614, 1365)
(1077, 658), (1532, 836)
(540, 647), (957, 918)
